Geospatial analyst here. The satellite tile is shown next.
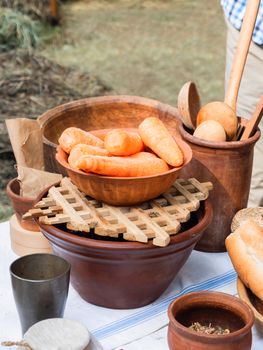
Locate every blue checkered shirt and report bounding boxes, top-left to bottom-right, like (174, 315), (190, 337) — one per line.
(221, 0), (263, 45)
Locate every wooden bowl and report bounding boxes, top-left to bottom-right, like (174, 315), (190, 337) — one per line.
(237, 277), (263, 334)
(38, 95), (183, 176)
(55, 136), (192, 205)
(39, 200), (212, 309)
(168, 291), (254, 350)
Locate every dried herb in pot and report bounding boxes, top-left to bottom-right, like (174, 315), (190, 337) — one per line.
(189, 322), (231, 335)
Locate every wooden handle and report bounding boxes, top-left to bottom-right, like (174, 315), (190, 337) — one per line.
(50, 0), (58, 20)
(224, 0), (260, 112)
(240, 96), (263, 140)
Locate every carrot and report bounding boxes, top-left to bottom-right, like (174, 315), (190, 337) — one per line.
(58, 127), (104, 154)
(138, 117), (184, 167)
(104, 129), (144, 156)
(75, 152), (169, 177)
(68, 144), (110, 169)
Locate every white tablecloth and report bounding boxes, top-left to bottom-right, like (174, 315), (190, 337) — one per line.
(0, 220), (262, 349)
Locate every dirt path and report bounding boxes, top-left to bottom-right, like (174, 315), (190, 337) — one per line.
(42, 0), (226, 106)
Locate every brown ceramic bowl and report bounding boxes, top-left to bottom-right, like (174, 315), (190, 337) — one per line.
(167, 291), (254, 350)
(55, 136), (192, 206)
(39, 95), (192, 205)
(237, 277), (263, 334)
(39, 95), (183, 175)
(6, 178), (41, 231)
(39, 200), (212, 309)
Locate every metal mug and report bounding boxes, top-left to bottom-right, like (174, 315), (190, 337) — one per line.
(10, 253), (70, 335)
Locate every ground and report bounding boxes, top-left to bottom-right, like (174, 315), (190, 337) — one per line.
(0, 0), (226, 221)
(43, 0), (226, 105)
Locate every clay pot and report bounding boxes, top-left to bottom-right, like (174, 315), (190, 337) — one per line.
(168, 291), (254, 350)
(38, 95), (182, 176)
(55, 138), (192, 206)
(179, 118), (261, 252)
(6, 178), (40, 231)
(39, 200), (212, 309)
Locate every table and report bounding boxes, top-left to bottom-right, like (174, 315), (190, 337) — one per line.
(0, 220), (262, 349)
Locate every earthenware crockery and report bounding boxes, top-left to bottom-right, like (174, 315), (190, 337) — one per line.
(6, 178), (40, 231)
(55, 137), (192, 206)
(167, 291), (254, 350)
(40, 200), (212, 309)
(38, 95), (183, 176)
(39, 95), (192, 205)
(179, 118), (260, 252)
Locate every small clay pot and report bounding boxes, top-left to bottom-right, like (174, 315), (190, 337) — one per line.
(167, 291), (254, 350)
(6, 178), (40, 231)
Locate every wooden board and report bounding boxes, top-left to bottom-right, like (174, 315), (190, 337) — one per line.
(24, 177), (212, 247)
(9, 215), (52, 256)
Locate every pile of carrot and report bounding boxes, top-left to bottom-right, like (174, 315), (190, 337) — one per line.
(58, 117), (184, 177)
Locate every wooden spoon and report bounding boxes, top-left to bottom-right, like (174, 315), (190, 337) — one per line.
(177, 81), (201, 130)
(196, 0), (261, 140)
(240, 96), (263, 140)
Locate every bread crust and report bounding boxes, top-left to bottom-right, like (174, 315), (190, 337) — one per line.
(231, 207), (263, 232)
(226, 220), (263, 300)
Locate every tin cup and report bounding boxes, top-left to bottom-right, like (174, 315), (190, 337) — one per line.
(10, 253), (70, 335)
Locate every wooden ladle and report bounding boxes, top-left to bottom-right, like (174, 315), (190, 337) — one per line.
(196, 0), (261, 140)
(177, 81), (201, 130)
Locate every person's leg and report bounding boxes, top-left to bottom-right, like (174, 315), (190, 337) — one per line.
(225, 19), (263, 207)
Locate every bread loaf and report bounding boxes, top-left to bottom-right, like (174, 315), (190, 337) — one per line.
(226, 219), (263, 300)
(231, 207), (263, 232)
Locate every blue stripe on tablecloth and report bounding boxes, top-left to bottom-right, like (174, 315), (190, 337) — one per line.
(92, 269), (237, 339)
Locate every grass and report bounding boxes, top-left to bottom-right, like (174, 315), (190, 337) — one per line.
(0, 0), (52, 20)
(0, 7), (39, 51)
(41, 0), (227, 106)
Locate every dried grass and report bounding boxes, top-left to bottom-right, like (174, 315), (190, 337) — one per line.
(0, 0), (51, 20)
(0, 50), (111, 122)
(0, 49), (111, 221)
(0, 8), (39, 51)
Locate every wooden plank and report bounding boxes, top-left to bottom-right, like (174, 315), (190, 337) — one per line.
(49, 186), (87, 225)
(150, 199), (181, 232)
(109, 206), (148, 243)
(172, 182), (200, 210)
(61, 178), (119, 237)
(188, 178), (213, 199)
(134, 208), (170, 247)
